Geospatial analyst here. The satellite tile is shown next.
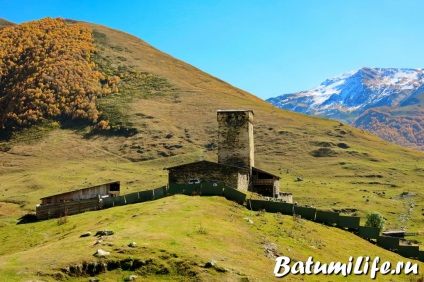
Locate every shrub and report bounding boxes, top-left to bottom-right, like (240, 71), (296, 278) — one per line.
(365, 211), (385, 230)
(97, 119), (110, 130)
(57, 213), (68, 225)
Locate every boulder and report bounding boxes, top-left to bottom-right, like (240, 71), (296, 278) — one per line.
(94, 249), (110, 257)
(79, 232), (91, 238)
(204, 260), (216, 268)
(95, 230), (114, 237)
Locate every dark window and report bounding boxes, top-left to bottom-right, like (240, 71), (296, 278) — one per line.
(110, 182), (120, 191)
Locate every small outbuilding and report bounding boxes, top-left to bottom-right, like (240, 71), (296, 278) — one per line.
(36, 181), (120, 219)
(39, 181), (120, 205)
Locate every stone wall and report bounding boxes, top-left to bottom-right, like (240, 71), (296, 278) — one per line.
(237, 172), (249, 191)
(279, 192), (293, 203)
(168, 161), (249, 189)
(274, 179), (280, 197)
(217, 110), (254, 169)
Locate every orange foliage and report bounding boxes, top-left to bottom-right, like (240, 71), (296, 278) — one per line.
(0, 17), (108, 129)
(97, 119), (110, 130)
(354, 109), (424, 150)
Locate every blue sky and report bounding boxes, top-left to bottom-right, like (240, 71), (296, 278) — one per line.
(2, 0), (424, 100)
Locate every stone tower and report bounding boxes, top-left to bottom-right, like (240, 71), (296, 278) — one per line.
(217, 110), (254, 170)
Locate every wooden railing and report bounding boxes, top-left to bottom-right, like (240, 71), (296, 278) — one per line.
(252, 179), (274, 185)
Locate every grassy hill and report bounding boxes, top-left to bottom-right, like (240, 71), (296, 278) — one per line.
(0, 18), (424, 280)
(1, 195), (423, 281)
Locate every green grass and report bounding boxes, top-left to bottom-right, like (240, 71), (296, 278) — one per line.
(0, 195), (423, 281)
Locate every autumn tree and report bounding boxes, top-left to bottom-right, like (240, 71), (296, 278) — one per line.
(0, 17), (110, 129)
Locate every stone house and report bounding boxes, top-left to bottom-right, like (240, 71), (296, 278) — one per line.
(167, 110), (285, 198)
(168, 160), (250, 190)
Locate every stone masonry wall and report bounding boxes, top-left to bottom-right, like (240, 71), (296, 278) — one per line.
(217, 110), (254, 169)
(168, 162), (249, 189)
(237, 172), (249, 191)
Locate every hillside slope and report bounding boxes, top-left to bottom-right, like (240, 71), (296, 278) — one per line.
(1, 195), (422, 281)
(0, 18), (423, 280)
(353, 89), (424, 150)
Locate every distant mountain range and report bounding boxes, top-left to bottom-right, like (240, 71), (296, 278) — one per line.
(267, 67), (424, 150)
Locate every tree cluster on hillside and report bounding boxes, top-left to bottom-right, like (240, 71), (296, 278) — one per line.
(354, 109), (424, 151)
(0, 17), (111, 130)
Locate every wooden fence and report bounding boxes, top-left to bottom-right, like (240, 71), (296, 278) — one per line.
(36, 198), (101, 220)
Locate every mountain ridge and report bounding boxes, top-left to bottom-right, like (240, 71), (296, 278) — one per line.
(267, 67), (424, 150)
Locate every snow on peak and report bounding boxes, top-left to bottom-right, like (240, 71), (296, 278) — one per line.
(366, 68), (424, 90)
(294, 67), (424, 108)
(266, 67), (424, 121)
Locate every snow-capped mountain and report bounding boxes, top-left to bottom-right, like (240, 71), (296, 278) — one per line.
(267, 67), (424, 123)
